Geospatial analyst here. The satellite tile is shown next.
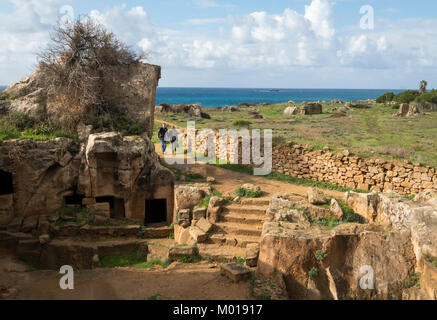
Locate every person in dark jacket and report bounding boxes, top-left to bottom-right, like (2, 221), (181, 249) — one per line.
(158, 123), (168, 153)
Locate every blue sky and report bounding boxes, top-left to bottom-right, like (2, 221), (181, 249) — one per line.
(1, 0), (437, 89)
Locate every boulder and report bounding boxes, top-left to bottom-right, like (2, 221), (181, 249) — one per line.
(220, 263), (250, 282)
(207, 196), (225, 223)
(168, 245), (198, 261)
(206, 176), (216, 184)
(174, 224), (193, 245)
(196, 218), (213, 233)
(330, 199), (344, 220)
(307, 188), (329, 205)
(175, 185), (207, 211)
(301, 103), (323, 115)
(245, 243), (260, 267)
(345, 191), (379, 222)
(189, 226), (207, 243)
(192, 206), (207, 220)
(241, 183), (261, 193)
(284, 106), (298, 115)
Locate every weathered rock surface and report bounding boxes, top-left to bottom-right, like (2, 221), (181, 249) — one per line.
(257, 222), (416, 299)
(155, 103), (207, 118)
(0, 132), (175, 226)
(258, 190), (437, 300)
(220, 263), (250, 282)
(1, 62), (161, 138)
(175, 184), (210, 211)
(168, 245), (198, 261)
(307, 188), (330, 205)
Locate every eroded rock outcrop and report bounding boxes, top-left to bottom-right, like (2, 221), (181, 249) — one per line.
(0, 62), (161, 138)
(257, 190), (437, 300)
(0, 131), (174, 226)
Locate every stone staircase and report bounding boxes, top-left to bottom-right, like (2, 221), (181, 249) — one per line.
(197, 198), (269, 261)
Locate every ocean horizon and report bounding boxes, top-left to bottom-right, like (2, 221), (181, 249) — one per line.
(1, 85), (405, 108)
(156, 87), (405, 107)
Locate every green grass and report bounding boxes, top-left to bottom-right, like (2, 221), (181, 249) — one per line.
(404, 272), (421, 289)
(100, 248), (147, 268)
(156, 100), (437, 167)
(216, 163), (366, 193)
(197, 188), (223, 208)
(424, 254), (437, 268)
(134, 259), (172, 269)
(235, 186), (263, 198)
(159, 160), (206, 183)
(0, 112), (77, 142)
(314, 217), (341, 230)
(178, 254), (202, 263)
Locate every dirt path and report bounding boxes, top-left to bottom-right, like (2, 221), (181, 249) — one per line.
(155, 142), (344, 200)
(4, 261), (251, 300)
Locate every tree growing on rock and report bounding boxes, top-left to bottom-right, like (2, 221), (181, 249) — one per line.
(38, 17), (145, 128)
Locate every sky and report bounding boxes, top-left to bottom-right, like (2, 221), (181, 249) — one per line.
(1, 0), (437, 89)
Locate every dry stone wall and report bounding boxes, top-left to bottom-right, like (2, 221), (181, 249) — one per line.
(272, 143), (437, 195)
(178, 128), (437, 195)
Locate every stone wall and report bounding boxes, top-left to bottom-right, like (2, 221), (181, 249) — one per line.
(272, 143), (437, 195)
(177, 129), (437, 195)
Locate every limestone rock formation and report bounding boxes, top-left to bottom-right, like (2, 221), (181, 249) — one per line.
(0, 62), (161, 138)
(257, 190), (437, 300)
(257, 222), (416, 299)
(0, 132), (174, 226)
(283, 103), (323, 116)
(396, 103), (421, 118)
(174, 183), (211, 212)
(155, 103), (207, 118)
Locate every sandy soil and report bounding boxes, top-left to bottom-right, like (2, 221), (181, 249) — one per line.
(0, 243), (252, 300)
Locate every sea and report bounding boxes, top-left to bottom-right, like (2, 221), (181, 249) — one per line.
(1, 85), (404, 107)
(156, 87), (404, 108)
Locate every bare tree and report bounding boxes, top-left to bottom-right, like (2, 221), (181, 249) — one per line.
(420, 80), (428, 94)
(38, 17), (145, 121)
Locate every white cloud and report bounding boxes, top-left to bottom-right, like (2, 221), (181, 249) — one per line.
(1, 0), (437, 88)
(192, 0), (233, 8)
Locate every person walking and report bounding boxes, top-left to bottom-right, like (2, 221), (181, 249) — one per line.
(168, 126), (179, 155)
(158, 123), (168, 153)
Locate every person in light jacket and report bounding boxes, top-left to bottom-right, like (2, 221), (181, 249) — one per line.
(167, 126), (179, 155)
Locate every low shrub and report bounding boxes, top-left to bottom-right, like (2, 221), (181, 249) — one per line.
(376, 92), (394, 103)
(232, 119), (252, 127)
(235, 186), (262, 198)
(308, 267), (318, 278)
(414, 90), (437, 104)
(393, 90), (420, 103)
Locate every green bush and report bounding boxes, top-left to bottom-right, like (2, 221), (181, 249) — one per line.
(6, 112), (34, 130)
(393, 90), (420, 103)
(232, 119), (252, 127)
(315, 250), (328, 261)
(414, 90), (437, 104)
(113, 116), (143, 136)
(376, 92), (394, 103)
(308, 267), (318, 278)
(235, 186), (262, 198)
